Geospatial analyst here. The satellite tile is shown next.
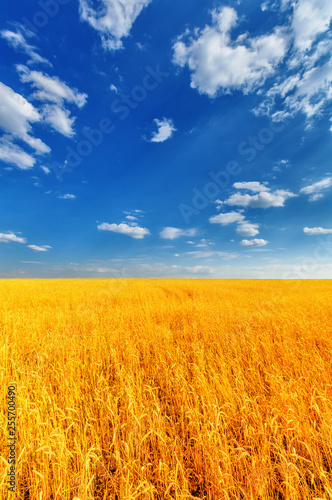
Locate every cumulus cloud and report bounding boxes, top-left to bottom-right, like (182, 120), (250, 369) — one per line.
(173, 2), (332, 129)
(224, 189), (297, 208)
(210, 183), (295, 242)
(300, 177), (332, 201)
(210, 211), (261, 237)
(257, 52), (332, 123)
(236, 222), (260, 237)
(0, 28), (51, 66)
(0, 137), (35, 170)
(27, 245), (52, 252)
(160, 227), (197, 240)
(0, 232), (27, 244)
(98, 222), (150, 239)
(79, 0), (152, 50)
(240, 239), (269, 247)
(149, 118), (176, 143)
(303, 227), (332, 235)
(0, 82), (49, 154)
(173, 6), (288, 96)
(287, 0), (332, 52)
(254, 1), (332, 126)
(209, 211), (245, 225)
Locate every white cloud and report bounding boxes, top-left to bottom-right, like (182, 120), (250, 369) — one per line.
(42, 105), (76, 137)
(289, 0), (332, 52)
(308, 193), (324, 202)
(240, 239), (269, 247)
(17, 66), (87, 107)
(40, 166), (51, 174)
(303, 227), (332, 235)
(27, 245), (52, 252)
(233, 181), (270, 192)
(110, 84), (118, 93)
(0, 81), (49, 153)
(254, 1), (332, 127)
(224, 189), (297, 208)
(31, 176), (41, 187)
(98, 222), (150, 239)
(209, 211), (245, 225)
(16, 65), (87, 137)
(124, 209), (143, 215)
(195, 239), (214, 248)
(0, 232), (27, 244)
(149, 118), (176, 143)
(214, 199), (224, 209)
(300, 177), (332, 201)
(59, 193), (76, 200)
(236, 222), (260, 237)
(125, 215), (138, 221)
(0, 137), (35, 170)
(173, 6), (288, 96)
(261, 1), (277, 12)
(209, 211), (260, 237)
(266, 55), (332, 122)
(160, 227), (197, 240)
(172, 1), (332, 129)
(79, 0), (152, 50)
(0, 29), (51, 66)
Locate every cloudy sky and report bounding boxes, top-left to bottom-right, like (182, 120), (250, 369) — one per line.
(1, 0), (332, 278)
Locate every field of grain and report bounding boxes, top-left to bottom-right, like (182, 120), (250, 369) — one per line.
(1, 279), (332, 499)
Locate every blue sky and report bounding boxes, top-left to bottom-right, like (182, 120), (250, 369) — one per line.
(0, 0), (332, 278)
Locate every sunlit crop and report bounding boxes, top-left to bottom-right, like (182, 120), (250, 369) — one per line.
(1, 279), (332, 499)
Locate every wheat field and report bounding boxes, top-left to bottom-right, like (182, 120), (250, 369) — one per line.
(1, 279), (332, 499)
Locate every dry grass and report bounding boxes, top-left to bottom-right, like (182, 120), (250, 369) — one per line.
(1, 279), (332, 499)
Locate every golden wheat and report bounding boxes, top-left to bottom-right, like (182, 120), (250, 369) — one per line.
(1, 279), (332, 499)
